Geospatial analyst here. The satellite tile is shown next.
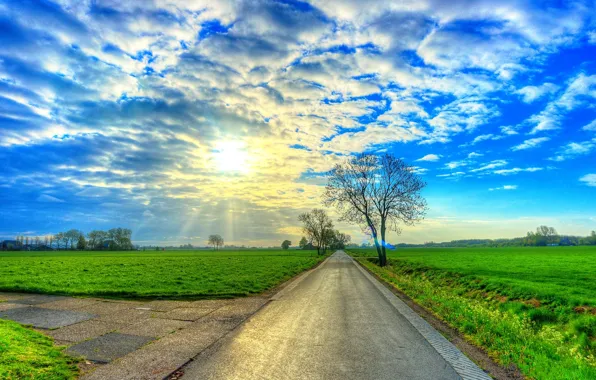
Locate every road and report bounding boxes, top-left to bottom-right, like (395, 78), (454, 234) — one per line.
(181, 251), (464, 380)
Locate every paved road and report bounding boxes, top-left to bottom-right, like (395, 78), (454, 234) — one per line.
(181, 251), (462, 380)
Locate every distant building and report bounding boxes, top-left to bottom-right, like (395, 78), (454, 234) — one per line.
(1, 240), (22, 251)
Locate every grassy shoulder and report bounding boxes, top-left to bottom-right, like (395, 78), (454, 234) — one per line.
(0, 318), (79, 379)
(348, 247), (596, 380)
(0, 250), (326, 299)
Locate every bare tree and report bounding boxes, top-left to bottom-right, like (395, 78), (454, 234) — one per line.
(208, 234), (224, 250)
(298, 209), (334, 255)
(324, 153), (427, 266)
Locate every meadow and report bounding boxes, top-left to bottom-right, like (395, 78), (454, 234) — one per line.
(0, 319), (79, 379)
(348, 246), (596, 379)
(0, 250), (324, 298)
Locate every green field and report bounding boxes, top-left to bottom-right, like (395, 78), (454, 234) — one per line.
(0, 250), (324, 298)
(0, 319), (79, 379)
(349, 246), (596, 379)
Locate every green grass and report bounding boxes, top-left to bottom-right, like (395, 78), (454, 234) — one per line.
(0, 250), (325, 298)
(0, 319), (79, 379)
(349, 246), (596, 379)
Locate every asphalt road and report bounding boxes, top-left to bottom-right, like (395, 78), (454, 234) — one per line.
(181, 251), (461, 380)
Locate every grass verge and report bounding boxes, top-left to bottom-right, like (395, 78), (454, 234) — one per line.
(0, 319), (79, 379)
(349, 249), (596, 380)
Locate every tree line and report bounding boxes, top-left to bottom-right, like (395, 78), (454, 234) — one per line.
(398, 226), (596, 248)
(8, 228), (133, 251)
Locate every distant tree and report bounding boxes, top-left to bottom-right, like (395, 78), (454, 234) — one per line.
(87, 230), (106, 250)
(208, 234), (224, 250)
(53, 233), (62, 249)
(298, 209), (334, 255)
(281, 240), (292, 250)
(329, 230), (351, 249)
(108, 228), (133, 250)
(61, 233), (70, 250)
(64, 229), (82, 250)
(298, 237), (308, 249)
(76, 235), (87, 250)
(324, 153), (427, 266)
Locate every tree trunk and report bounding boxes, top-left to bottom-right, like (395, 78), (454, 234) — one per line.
(380, 219), (387, 267)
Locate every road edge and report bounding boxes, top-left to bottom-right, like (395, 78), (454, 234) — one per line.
(347, 252), (493, 380)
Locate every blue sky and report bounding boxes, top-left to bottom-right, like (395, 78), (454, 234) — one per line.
(0, 0), (595, 245)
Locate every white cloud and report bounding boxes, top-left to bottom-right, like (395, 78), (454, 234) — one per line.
(550, 139), (596, 161)
(416, 154), (441, 162)
(36, 194), (65, 203)
(471, 134), (505, 145)
(489, 185), (518, 191)
(528, 74), (596, 134)
(445, 160), (468, 169)
(470, 160), (508, 172)
(582, 119), (596, 131)
(511, 137), (550, 151)
(493, 167), (543, 175)
(412, 166), (429, 175)
(437, 171), (465, 178)
(580, 174), (596, 187)
(516, 83), (559, 103)
(467, 152), (483, 158)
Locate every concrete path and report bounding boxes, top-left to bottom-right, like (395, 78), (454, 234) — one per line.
(0, 292), (267, 379)
(180, 251), (490, 380)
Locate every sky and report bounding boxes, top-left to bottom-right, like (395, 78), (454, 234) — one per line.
(0, 0), (595, 246)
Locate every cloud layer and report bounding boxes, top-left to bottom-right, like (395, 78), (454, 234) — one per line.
(0, 0), (595, 244)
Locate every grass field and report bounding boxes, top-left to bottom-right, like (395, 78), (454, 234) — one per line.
(0, 250), (325, 298)
(348, 246), (596, 379)
(0, 319), (79, 379)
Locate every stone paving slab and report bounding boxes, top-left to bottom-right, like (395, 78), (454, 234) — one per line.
(136, 300), (194, 312)
(38, 297), (100, 310)
(66, 333), (155, 363)
(0, 302), (28, 312)
(0, 292), (272, 379)
(189, 299), (232, 308)
(45, 319), (128, 343)
(12, 295), (68, 305)
(97, 308), (159, 324)
(0, 307), (96, 329)
(76, 301), (138, 315)
(119, 318), (191, 338)
(82, 329), (226, 380)
(156, 307), (216, 321)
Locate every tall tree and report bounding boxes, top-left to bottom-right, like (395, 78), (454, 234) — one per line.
(298, 236), (308, 249)
(281, 240), (292, 250)
(324, 154), (427, 266)
(298, 209), (334, 255)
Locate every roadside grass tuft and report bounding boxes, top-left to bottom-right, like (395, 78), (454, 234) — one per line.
(349, 246), (596, 379)
(0, 319), (79, 379)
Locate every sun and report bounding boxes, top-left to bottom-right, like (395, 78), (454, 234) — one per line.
(213, 141), (250, 173)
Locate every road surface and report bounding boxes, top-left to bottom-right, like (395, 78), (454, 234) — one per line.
(181, 251), (466, 379)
